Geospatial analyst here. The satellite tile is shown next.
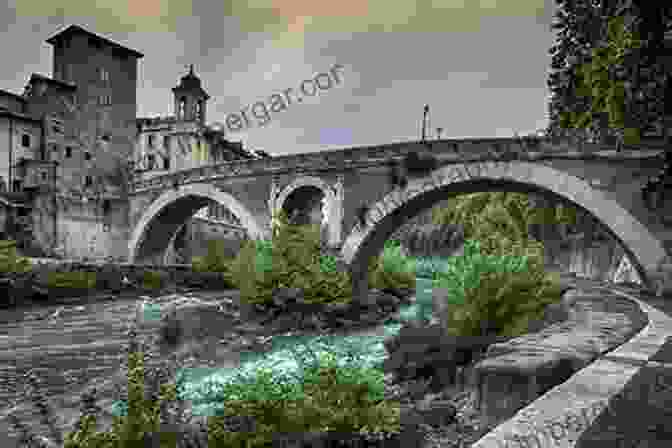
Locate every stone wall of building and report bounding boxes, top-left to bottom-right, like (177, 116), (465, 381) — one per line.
(27, 190), (131, 261)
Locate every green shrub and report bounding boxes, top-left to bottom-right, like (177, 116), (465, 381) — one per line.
(191, 239), (237, 288)
(58, 317), (401, 448)
(0, 239), (32, 275)
(228, 209), (353, 307)
(46, 270), (97, 289)
(194, 341), (401, 446)
(437, 239), (563, 338)
(142, 270), (164, 290)
(368, 240), (416, 291)
(63, 350), (179, 448)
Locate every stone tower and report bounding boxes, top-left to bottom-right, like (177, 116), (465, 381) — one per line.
(172, 65), (210, 124)
(44, 24), (144, 190)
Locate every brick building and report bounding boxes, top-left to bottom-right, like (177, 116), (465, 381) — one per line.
(0, 24), (264, 260)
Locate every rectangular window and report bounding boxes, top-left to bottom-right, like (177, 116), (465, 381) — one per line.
(163, 156), (170, 170)
(65, 147), (73, 158)
(84, 151), (92, 161)
(163, 135), (170, 148)
(41, 172), (47, 181)
(21, 134), (30, 148)
(99, 95), (112, 106)
(84, 175), (93, 187)
(99, 67), (110, 83)
(148, 135), (155, 148)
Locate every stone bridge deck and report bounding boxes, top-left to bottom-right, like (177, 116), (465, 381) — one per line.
(126, 137), (672, 300)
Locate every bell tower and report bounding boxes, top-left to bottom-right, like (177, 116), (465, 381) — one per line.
(172, 64), (209, 124)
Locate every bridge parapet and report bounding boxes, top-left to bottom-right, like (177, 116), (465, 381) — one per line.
(131, 136), (666, 193)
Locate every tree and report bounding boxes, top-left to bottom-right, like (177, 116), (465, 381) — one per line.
(547, 1), (672, 144)
(430, 192), (579, 258)
(561, 14), (643, 145)
(546, 0), (624, 141)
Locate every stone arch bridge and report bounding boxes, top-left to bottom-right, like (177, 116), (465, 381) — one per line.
(127, 138), (672, 303)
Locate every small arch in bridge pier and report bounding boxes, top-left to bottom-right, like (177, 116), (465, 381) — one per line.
(273, 176), (342, 247)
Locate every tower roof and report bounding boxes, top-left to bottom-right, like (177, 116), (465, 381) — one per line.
(172, 64), (210, 100)
(45, 24), (144, 59)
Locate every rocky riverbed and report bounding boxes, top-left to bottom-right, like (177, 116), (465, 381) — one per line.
(0, 276), (641, 447)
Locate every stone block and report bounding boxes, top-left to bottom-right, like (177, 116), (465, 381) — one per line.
(475, 349), (577, 424)
(473, 307), (637, 426)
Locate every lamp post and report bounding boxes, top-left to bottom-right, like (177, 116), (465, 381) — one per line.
(421, 105), (429, 142)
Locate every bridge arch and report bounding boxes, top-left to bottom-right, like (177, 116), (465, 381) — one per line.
(340, 160), (667, 303)
(129, 183), (266, 263)
(274, 176), (341, 247)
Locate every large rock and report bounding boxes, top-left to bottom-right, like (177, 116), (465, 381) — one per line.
(135, 295), (239, 359)
(369, 288), (402, 310)
(382, 323), (506, 393)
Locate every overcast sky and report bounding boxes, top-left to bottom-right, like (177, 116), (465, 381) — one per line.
(1, 0), (559, 156)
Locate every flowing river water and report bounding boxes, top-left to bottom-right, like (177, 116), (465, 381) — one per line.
(0, 269), (610, 446)
(0, 288), (425, 445)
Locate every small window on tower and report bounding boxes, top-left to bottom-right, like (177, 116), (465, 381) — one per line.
(84, 175), (93, 187)
(195, 101), (203, 121)
(179, 97), (186, 118)
(21, 134), (30, 147)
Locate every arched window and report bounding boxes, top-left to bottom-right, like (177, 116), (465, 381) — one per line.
(178, 97), (186, 119)
(195, 100), (203, 121)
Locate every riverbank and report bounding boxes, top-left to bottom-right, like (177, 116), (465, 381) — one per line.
(0, 276), (648, 447)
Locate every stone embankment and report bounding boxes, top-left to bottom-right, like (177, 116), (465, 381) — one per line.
(472, 288), (648, 427)
(471, 283), (672, 448)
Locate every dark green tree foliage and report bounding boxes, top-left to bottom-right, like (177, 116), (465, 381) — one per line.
(547, 0), (620, 140)
(547, 0), (672, 142)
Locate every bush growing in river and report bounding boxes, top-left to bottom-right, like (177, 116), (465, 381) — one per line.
(45, 271), (97, 290)
(436, 239), (563, 338)
(227, 209), (353, 307)
(0, 239), (32, 274)
(191, 239), (237, 288)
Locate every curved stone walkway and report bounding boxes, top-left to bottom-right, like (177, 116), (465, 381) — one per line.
(470, 279), (672, 448)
